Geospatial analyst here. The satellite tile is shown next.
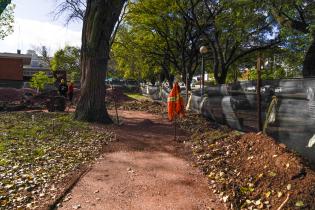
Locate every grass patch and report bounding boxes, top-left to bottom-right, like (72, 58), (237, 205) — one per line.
(0, 112), (114, 209)
(125, 93), (149, 101)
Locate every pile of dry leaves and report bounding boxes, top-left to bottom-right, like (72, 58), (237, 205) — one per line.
(0, 112), (115, 209)
(186, 116), (315, 209)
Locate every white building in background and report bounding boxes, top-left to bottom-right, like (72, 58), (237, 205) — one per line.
(23, 50), (53, 80)
(193, 73), (211, 82)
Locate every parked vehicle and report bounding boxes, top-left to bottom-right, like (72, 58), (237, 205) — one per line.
(105, 78), (125, 88)
(125, 79), (140, 92)
(191, 79), (197, 87)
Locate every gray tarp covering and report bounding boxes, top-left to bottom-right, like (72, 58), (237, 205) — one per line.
(142, 79), (315, 164)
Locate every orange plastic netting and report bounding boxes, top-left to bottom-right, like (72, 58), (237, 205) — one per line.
(167, 82), (185, 121)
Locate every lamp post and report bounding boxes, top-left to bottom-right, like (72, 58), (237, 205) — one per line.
(257, 53), (262, 131)
(185, 71), (189, 106)
(200, 46), (208, 96)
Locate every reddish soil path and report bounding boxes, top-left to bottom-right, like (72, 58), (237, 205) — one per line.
(59, 110), (225, 210)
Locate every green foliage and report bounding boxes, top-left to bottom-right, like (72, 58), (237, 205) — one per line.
(238, 47), (303, 81)
(111, 25), (161, 81)
(241, 67), (301, 81)
(0, 2), (14, 39)
(50, 46), (81, 81)
(240, 186), (255, 195)
(264, 0), (314, 33)
(226, 68), (242, 84)
(126, 93), (148, 100)
(0, 0), (11, 15)
(112, 0), (203, 85)
(113, 0), (281, 84)
(246, 68), (284, 80)
(69, 71), (79, 82)
(111, 0), (311, 84)
(262, 0), (314, 75)
(30, 71), (55, 91)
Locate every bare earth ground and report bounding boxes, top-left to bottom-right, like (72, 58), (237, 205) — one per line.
(58, 110), (225, 210)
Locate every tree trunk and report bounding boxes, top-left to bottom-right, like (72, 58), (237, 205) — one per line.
(214, 64), (228, 84)
(188, 74), (193, 91)
(75, 0), (126, 123)
(303, 37), (315, 77)
(182, 69), (192, 91)
(169, 75), (175, 89)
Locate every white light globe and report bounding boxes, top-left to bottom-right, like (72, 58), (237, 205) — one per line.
(200, 46), (208, 54)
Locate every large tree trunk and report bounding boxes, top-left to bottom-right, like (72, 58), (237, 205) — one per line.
(302, 37), (315, 77)
(181, 69), (193, 91)
(214, 63), (228, 84)
(75, 0), (126, 123)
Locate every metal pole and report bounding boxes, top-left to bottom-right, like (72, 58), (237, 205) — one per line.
(199, 67), (202, 95)
(201, 54), (205, 96)
(257, 53), (262, 131)
(174, 114), (177, 141)
(186, 70), (189, 106)
(112, 84), (119, 124)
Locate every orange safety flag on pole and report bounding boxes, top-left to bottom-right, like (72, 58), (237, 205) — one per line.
(167, 82), (185, 121)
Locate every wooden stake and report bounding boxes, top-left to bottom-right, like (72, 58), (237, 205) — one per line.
(112, 85), (119, 124)
(174, 114), (177, 141)
(52, 119), (55, 133)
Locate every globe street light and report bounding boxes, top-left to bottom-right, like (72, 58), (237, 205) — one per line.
(200, 46), (208, 96)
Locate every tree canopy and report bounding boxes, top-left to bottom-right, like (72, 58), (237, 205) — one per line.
(51, 46), (81, 81)
(0, 0), (10, 15)
(112, 0), (283, 85)
(0, 1), (14, 40)
(110, 0), (314, 85)
(262, 0), (315, 76)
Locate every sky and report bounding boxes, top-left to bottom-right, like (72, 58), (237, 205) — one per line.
(0, 0), (83, 55)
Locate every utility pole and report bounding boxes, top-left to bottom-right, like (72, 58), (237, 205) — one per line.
(201, 54), (205, 96)
(257, 53), (262, 131)
(199, 46), (208, 97)
(185, 70), (189, 106)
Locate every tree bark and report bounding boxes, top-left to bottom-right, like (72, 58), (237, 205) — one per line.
(303, 37), (315, 77)
(216, 73), (228, 84)
(75, 0), (126, 123)
(214, 63), (229, 85)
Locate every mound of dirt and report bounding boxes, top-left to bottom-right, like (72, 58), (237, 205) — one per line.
(178, 112), (222, 133)
(138, 119), (155, 127)
(106, 88), (134, 103)
(119, 100), (165, 115)
(0, 88), (37, 103)
(191, 130), (315, 209)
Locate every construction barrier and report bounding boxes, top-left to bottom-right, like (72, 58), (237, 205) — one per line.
(143, 78), (315, 164)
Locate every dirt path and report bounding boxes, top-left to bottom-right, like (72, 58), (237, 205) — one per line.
(59, 110), (225, 210)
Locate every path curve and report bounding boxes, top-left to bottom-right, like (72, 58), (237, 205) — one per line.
(59, 110), (225, 210)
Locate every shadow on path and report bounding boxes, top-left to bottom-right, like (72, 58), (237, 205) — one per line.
(59, 110), (225, 210)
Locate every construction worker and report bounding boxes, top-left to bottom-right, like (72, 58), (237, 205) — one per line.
(68, 81), (74, 103)
(58, 79), (68, 98)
